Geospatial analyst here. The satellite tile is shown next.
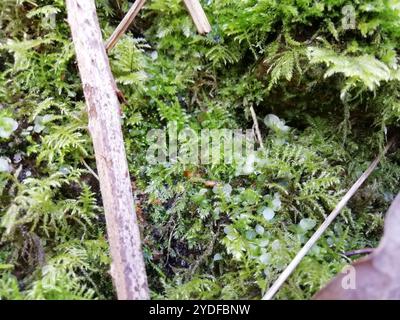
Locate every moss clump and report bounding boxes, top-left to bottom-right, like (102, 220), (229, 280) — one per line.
(0, 0), (399, 299)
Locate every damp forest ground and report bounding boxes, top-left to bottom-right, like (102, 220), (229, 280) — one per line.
(0, 0), (400, 300)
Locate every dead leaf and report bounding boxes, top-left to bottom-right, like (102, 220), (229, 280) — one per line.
(314, 193), (400, 299)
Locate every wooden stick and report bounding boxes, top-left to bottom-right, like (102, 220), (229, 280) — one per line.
(66, 0), (149, 300)
(105, 0), (211, 52)
(249, 105), (264, 149)
(105, 0), (147, 52)
(183, 0), (211, 34)
(262, 138), (395, 300)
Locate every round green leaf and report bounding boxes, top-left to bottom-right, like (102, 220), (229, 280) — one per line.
(0, 117), (18, 139)
(299, 218), (317, 231)
(262, 207), (275, 221)
(259, 253), (271, 265)
(255, 224), (265, 235)
(0, 157), (11, 172)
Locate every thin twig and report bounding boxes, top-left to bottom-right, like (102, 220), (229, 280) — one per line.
(344, 248), (375, 257)
(262, 137), (396, 300)
(81, 158), (100, 181)
(250, 105), (264, 149)
(189, 228), (219, 277)
(105, 0), (147, 52)
(165, 222), (177, 266)
(105, 0), (211, 52)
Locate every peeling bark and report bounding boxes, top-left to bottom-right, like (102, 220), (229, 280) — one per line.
(66, 0), (149, 300)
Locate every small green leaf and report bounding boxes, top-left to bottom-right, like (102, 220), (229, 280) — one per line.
(259, 239), (269, 248)
(272, 194), (282, 210)
(0, 157), (11, 172)
(213, 253), (223, 261)
(246, 230), (257, 240)
(262, 207), (275, 221)
(0, 117), (18, 139)
(299, 218), (317, 231)
(34, 114), (53, 133)
(255, 224), (265, 235)
(259, 253), (271, 265)
(271, 240), (281, 250)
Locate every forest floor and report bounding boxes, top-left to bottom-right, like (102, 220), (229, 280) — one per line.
(0, 0), (399, 300)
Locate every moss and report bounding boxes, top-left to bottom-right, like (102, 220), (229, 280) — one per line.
(0, 0), (399, 300)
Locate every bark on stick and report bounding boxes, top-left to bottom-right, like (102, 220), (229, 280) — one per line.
(66, 0), (149, 300)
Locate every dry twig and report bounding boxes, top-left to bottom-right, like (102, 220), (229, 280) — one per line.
(262, 137), (396, 300)
(105, 0), (147, 52)
(249, 105), (264, 149)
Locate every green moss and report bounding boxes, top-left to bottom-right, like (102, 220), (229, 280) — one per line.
(0, 0), (399, 300)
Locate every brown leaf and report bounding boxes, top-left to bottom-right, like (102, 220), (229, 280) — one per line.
(314, 193), (400, 300)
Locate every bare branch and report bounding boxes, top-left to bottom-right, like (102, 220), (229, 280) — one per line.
(66, 0), (149, 300)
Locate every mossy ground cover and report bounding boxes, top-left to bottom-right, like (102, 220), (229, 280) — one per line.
(0, 0), (399, 299)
